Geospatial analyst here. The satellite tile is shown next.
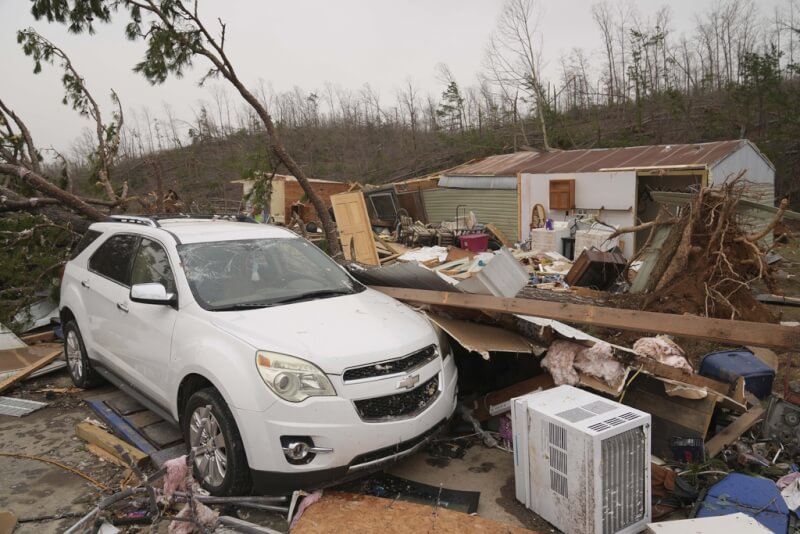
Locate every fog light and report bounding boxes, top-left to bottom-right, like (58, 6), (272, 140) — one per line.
(285, 441), (310, 461)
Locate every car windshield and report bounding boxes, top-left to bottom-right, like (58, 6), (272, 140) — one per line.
(177, 238), (364, 311)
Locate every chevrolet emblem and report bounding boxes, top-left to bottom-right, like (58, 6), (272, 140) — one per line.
(397, 374), (420, 390)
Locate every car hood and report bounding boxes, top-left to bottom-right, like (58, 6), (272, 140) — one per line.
(209, 288), (437, 374)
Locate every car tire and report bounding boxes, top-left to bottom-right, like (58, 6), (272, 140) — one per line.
(183, 387), (252, 496)
(63, 320), (104, 389)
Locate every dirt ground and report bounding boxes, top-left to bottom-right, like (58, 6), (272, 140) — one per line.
(0, 367), (546, 533)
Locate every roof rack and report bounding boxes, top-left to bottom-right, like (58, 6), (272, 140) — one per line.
(149, 213), (258, 224)
(107, 213), (258, 228)
(108, 215), (160, 227)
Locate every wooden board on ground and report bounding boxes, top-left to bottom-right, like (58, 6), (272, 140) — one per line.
(706, 407), (766, 458)
(0, 344), (62, 394)
(622, 375), (717, 459)
(372, 287), (800, 350)
(20, 330), (57, 345)
(292, 491), (542, 534)
(0, 511), (17, 534)
(331, 191), (380, 266)
(75, 422), (149, 467)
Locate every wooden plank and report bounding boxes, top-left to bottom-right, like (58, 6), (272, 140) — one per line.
(20, 330), (57, 345)
(371, 287), (800, 350)
(485, 223), (513, 248)
(86, 400), (158, 455)
(0, 345), (62, 394)
(331, 191), (380, 266)
(126, 410), (164, 428)
(86, 443), (130, 468)
(75, 422), (149, 466)
(474, 374), (555, 421)
(292, 491), (542, 534)
(637, 359), (731, 396)
(622, 375), (716, 459)
(706, 407), (766, 458)
(0, 511), (17, 534)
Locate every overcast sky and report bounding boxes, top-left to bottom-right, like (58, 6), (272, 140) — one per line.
(0, 0), (787, 154)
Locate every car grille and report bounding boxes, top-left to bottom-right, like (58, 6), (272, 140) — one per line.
(343, 345), (437, 382)
(350, 417), (447, 468)
(353, 374), (440, 422)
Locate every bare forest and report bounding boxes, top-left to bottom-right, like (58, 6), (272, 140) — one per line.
(2, 0), (800, 328)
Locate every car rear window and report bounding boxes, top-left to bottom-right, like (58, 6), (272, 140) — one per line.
(69, 229), (103, 260)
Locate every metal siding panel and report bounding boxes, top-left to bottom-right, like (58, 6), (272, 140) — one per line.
(422, 189), (519, 240)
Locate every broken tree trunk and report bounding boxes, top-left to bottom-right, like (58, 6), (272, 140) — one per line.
(0, 163), (106, 221)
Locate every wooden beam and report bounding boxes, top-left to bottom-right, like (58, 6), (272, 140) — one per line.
(705, 407), (766, 457)
(372, 287), (800, 350)
(0, 345), (62, 394)
(74, 422), (149, 467)
(20, 330), (57, 344)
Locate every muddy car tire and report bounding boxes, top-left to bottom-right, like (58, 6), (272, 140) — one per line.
(64, 320), (104, 389)
(183, 388), (252, 496)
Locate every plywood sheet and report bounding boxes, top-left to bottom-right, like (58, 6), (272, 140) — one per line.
(425, 313), (544, 359)
(331, 191), (380, 266)
(292, 492), (541, 534)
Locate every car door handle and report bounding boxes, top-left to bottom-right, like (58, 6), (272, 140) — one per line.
(81, 280), (90, 289)
(117, 302), (129, 313)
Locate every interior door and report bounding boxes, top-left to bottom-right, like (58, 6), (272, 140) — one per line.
(331, 191), (380, 265)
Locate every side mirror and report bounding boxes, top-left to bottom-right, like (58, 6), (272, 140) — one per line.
(130, 283), (177, 305)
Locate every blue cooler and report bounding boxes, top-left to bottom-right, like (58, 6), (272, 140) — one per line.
(699, 348), (775, 399)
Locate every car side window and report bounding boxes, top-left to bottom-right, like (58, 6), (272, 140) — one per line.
(88, 234), (140, 286)
(131, 238), (177, 294)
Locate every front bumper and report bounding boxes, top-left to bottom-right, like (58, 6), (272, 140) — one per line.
(250, 416), (451, 495)
(237, 354), (458, 494)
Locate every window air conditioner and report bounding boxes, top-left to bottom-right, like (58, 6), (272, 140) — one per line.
(512, 385), (651, 534)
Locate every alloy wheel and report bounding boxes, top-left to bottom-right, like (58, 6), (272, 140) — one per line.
(188, 405), (227, 487)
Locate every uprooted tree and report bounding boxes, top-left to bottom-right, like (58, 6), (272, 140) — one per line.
(628, 177), (787, 322)
(28, 0), (343, 259)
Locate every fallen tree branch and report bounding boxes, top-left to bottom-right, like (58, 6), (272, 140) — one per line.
(608, 217), (676, 240)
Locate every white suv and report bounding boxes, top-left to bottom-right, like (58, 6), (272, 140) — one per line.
(60, 215), (457, 495)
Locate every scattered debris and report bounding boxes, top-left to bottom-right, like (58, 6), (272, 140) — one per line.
(694, 473), (789, 532)
(0, 343), (63, 393)
(75, 421), (149, 467)
(564, 248), (626, 290)
(0, 396), (47, 417)
(633, 335), (693, 374)
(647, 512), (773, 533)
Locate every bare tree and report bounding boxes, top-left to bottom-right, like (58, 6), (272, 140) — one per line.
(485, 0), (552, 150)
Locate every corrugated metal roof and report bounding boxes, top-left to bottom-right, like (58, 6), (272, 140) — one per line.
(437, 176), (517, 189)
(448, 140), (755, 176)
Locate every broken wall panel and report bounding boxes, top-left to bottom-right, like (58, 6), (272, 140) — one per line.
(425, 313), (544, 360)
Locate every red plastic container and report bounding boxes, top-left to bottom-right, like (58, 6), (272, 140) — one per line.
(459, 233), (490, 252)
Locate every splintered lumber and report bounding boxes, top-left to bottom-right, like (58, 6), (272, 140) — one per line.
(20, 330), (57, 345)
(75, 422), (149, 467)
(292, 491), (542, 534)
(706, 407), (766, 458)
(372, 287), (800, 350)
(0, 344), (62, 394)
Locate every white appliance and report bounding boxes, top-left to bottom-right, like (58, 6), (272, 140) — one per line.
(512, 385), (651, 534)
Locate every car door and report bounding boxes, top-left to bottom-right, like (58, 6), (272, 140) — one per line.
(123, 237), (180, 407)
(85, 233), (140, 371)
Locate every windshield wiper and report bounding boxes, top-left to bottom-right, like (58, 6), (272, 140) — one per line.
(270, 288), (355, 305)
(211, 302), (270, 311)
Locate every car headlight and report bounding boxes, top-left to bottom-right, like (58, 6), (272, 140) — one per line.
(433, 324), (452, 360)
(256, 351), (336, 402)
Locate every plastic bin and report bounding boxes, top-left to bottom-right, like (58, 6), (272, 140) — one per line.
(699, 348), (775, 400)
(459, 233), (489, 252)
(694, 473), (789, 533)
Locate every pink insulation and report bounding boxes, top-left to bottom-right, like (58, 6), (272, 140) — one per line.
(633, 335), (693, 373)
(574, 341), (626, 389)
(541, 340), (582, 385)
(290, 490), (323, 530)
(168, 502), (218, 534)
(162, 455), (188, 500)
